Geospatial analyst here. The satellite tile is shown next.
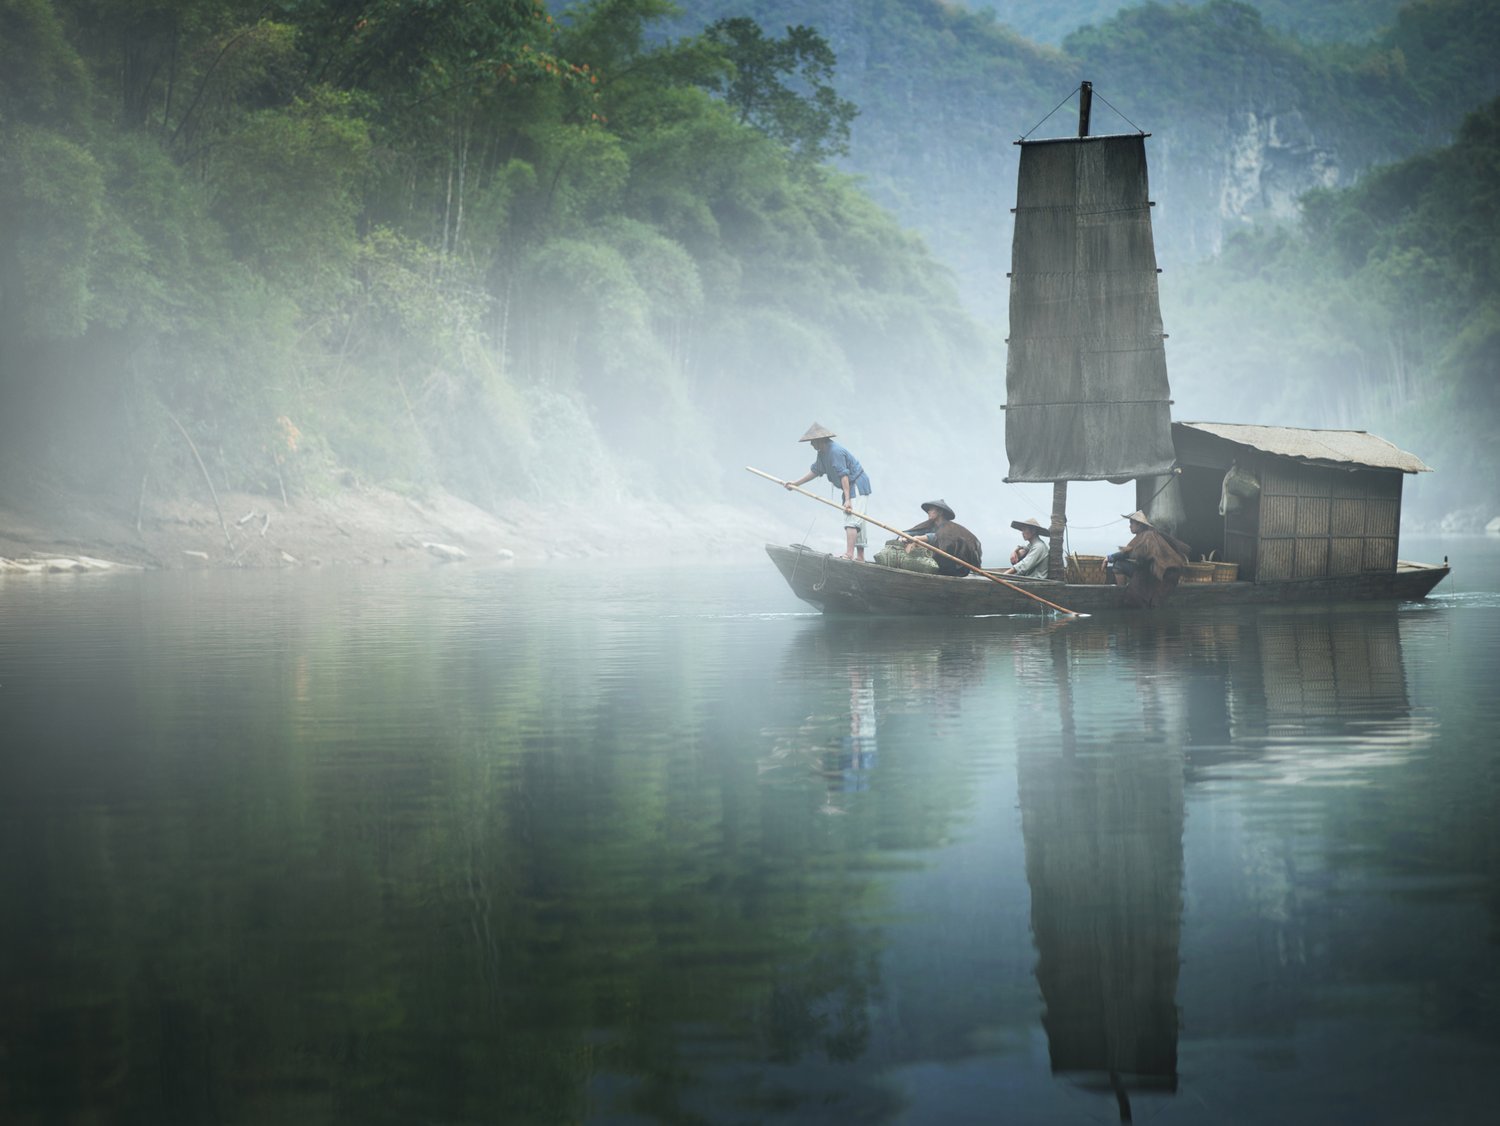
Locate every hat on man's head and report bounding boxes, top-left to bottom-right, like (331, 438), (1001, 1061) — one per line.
(1122, 510), (1154, 528)
(1010, 516), (1049, 536)
(921, 499), (956, 521)
(798, 422), (836, 442)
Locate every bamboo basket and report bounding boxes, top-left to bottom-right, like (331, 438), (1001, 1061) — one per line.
(1195, 550), (1239, 583)
(1180, 561), (1216, 584)
(1066, 553), (1108, 585)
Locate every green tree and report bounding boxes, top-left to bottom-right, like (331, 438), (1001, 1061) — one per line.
(0, 0), (93, 129)
(702, 16), (857, 162)
(207, 86), (372, 304)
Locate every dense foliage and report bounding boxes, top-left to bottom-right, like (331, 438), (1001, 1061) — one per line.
(0, 0), (991, 513)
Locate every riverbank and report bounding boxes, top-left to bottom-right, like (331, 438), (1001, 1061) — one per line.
(0, 481), (792, 572)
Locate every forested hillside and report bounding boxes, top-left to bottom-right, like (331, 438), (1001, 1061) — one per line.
(1169, 97), (1500, 521)
(666, 0), (1500, 316)
(967, 1), (1407, 46)
(0, 0), (994, 526)
(3, 0), (1496, 535)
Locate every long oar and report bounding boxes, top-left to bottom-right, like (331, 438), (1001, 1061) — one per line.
(747, 467), (1087, 617)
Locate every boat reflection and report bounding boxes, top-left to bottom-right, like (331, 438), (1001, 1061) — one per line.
(1016, 605), (1415, 1118)
(757, 604), (1421, 1114)
(1188, 604), (1422, 780)
(1235, 605), (1410, 716)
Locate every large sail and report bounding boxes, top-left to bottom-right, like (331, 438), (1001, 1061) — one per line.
(1004, 134), (1176, 483)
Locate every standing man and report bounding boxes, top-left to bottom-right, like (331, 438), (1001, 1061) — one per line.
(902, 499), (982, 576)
(785, 422), (872, 561)
(1003, 516), (1049, 577)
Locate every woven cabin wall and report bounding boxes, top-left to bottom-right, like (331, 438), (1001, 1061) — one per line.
(1330, 537), (1364, 573)
(1294, 537), (1330, 579)
(1254, 460), (1403, 580)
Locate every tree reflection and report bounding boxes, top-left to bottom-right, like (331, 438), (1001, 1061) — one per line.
(2, 591), (1008, 1123)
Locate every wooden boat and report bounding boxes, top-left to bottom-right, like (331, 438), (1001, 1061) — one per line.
(767, 83), (1450, 616)
(767, 543), (1448, 616)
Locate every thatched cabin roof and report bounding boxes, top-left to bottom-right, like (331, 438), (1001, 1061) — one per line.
(1175, 422), (1432, 473)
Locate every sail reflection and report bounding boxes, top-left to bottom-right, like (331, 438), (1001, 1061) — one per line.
(1019, 630), (1184, 1117)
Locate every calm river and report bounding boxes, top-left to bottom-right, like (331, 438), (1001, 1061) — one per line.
(3, 535), (1499, 1124)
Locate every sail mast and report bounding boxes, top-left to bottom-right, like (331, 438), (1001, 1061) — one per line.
(1047, 81), (1094, 577)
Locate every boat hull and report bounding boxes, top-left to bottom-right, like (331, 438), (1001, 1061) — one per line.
(766, 544), (1450, 616)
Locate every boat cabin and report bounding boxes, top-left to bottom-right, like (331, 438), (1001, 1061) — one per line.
(1146, 422), (1432, 583)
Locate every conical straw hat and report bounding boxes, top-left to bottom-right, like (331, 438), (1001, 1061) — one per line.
(798, 422), (836, 442)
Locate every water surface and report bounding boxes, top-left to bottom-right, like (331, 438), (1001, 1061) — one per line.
(3, 536), (1498, 1123)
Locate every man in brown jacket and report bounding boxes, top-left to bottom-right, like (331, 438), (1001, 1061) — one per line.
(902, 500), (983, 576)
(1106, 510), (1191, 606)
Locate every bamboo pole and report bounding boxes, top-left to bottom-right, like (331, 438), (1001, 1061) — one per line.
(747, 467), (1087, 617)
(168, 411), (233, 551)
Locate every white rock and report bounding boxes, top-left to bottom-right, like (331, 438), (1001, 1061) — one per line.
(1486, 517), (1500, 536)
(423, 541), (468, 562)
(76, 555), (140, 571)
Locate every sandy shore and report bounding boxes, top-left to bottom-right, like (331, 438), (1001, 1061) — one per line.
(0, 481), (797, 572)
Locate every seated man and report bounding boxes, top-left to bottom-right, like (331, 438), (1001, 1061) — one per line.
(1003, 517), (1049, 577)
(903, 499), (982, 576)
(1106, 510), (1191, 606)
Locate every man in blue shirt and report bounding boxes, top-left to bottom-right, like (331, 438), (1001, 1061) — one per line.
(785, 422), (874, 561)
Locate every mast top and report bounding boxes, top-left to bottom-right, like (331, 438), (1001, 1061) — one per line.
(1016, 82), (1149, 144)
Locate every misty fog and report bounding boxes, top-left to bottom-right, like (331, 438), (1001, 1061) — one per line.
(2, 0), (1496, 570)
(8, 7), (1500, 1124)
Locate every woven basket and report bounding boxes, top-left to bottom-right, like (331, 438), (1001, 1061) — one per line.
(1210, 561), (1239, 583)
(1180, 561), (1216, 584)
(1066, 553), (1108, 585)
